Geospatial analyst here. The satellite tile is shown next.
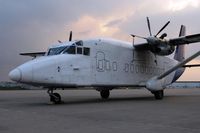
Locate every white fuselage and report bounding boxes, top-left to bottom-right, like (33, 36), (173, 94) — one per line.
(9, 38), (178, 88)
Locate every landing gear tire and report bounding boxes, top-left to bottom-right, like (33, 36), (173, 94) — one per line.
(100, 90), (110, 99)
(153, 90), (164, 100)
(47, 89), (62, 104)
(50, 93), (61, 104)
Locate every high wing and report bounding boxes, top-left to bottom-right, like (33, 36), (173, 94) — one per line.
(134, 33), (200, 50)
(20, 52), (46, 58)
(169, 34), (200, 46)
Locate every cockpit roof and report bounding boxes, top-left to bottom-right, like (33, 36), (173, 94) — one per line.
(49, 40), (77, 49)
(47, 40), (86, 56)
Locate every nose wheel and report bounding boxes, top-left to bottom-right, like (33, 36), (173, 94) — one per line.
(47, 89), (62, 104)
(100, 90), (110, 99)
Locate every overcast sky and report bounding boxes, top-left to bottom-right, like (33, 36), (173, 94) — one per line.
(0, 0), (200, 81)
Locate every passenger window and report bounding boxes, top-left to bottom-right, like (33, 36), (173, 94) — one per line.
(83, 47), (90, 56)
(77, 47), (83, 54)
(64, 46), (75, 54)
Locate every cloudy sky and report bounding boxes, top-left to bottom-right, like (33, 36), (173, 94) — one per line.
(0, 0), (200, 81)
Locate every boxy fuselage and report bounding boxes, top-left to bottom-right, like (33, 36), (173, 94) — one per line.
(9, 38), (178, 89)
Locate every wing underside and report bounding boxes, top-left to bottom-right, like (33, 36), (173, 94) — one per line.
(20, 52), (46, 58)
(169, 34), (200, 45)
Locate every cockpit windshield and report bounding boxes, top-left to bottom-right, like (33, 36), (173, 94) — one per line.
(47, 46), (66, 56)
(47, 40), (90, 56)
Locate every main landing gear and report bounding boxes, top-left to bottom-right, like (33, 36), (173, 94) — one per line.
(47, 89), (61, 104)
(152, 90), (164, 100)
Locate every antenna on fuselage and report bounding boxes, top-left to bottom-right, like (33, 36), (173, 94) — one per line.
(132, 35), (135, 46)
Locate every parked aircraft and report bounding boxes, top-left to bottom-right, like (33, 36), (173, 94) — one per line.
(9, 17), (200, 103)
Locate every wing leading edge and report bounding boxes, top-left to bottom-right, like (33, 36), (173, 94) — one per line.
(169, 33), (200, 46)
(134, 33), (200, 51)
(20, 52), (46, 58)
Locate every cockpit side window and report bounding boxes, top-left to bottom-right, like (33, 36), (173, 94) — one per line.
(77, 47), (83, 54)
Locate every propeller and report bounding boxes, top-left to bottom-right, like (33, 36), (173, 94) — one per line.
(131, 34), (147, 39)
(147, 17), (152, 36)
(131, 17), (170, 63)
(131, 17), (170, 40)
(57, 31), (73, 43)
(155, 21), (170, 37)
(69, 31), (72, 41)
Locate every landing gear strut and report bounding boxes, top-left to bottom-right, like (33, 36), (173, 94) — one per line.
(47, 89), (61, 104)
(152, 90), (164, 100)
(100, 90), (110, 99)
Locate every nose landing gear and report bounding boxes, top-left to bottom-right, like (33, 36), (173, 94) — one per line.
(47, 89), (62, 104)
(100, 90), (110, 99)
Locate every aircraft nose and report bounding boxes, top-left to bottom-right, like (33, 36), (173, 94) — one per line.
(9, 68), (22, 82)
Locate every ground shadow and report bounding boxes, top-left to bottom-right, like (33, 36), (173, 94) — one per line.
(23, 95), (168, 107)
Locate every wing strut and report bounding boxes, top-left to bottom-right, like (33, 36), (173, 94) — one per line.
(157, 51), (200, 80)
(183, 64), (200, 68)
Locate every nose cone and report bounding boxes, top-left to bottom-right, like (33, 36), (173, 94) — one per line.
(9, 69), (22, 82)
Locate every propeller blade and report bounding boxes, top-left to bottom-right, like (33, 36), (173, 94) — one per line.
(147, 17), (152, 36)
(131, 34), (148, 40)
(155, 21), (170, 37)
(58, 40), (62, 43)
(69, 31), (72, 41)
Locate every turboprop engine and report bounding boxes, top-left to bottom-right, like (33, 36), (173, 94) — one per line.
(132, 17), (175, 56)
(146, 36), (175, 56)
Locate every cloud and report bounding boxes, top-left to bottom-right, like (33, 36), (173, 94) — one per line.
(168, 0), (199, 12)
(104, 19), (124, 27)
(66, 15), (121, 39)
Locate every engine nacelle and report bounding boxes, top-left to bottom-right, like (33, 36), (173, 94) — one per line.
(147, 37), (175, 56)
(146, 77), (165, 91)
(150, 43), (175, 56)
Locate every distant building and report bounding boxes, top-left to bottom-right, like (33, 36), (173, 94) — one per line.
(169, 81), (200, 89)
(0, 82), (40, 90)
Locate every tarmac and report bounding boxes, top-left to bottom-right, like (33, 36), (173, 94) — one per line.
(0, 88), (200, 133)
